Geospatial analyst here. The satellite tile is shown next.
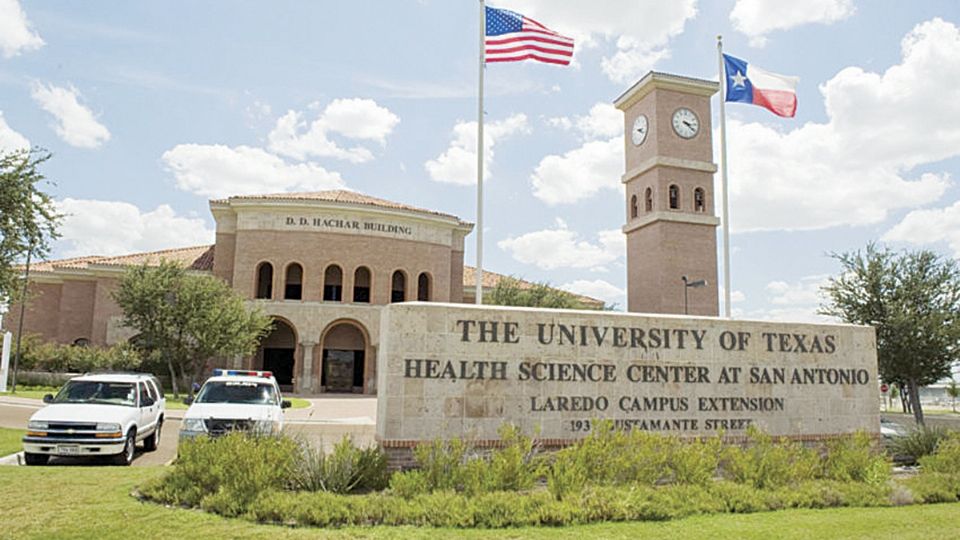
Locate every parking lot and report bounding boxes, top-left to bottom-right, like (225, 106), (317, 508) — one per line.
(0, 394), (376, 466)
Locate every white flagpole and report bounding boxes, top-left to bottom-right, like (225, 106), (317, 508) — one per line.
(717, 36), (732, 319)
(475, 0), (486, 305)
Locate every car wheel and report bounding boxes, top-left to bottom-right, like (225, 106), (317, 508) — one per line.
(23, 453), (49, 466)
(143, 421), (161, 452)
(112, 430), (136, 466)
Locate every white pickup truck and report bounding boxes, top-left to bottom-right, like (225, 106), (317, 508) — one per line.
(23, 373), (165, 466)
(179, 369), (291, 439)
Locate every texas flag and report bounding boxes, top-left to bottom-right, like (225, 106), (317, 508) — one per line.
(723, 54), (798, 118)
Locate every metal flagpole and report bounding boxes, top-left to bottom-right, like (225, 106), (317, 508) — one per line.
(475, 0), (485, 305)
(717, 35), (732, 318)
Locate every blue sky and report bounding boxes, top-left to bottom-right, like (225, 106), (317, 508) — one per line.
(2, 0), (960, 321)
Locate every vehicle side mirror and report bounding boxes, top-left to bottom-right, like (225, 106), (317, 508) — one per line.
(183, 396), (193, 405)
(42, 394), (53, 404)
(281, 400), (292, 409)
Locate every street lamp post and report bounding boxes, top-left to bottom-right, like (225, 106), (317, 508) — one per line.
(681, 276), (707, 315)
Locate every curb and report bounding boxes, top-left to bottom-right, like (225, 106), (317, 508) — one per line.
(0, 452), (23, 466)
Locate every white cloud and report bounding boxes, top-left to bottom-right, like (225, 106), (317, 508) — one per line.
(532, 137), (622, 205)
(727, 18), (960, 232)
(425, 114), (529, 186)
(731, 0), (855, 47)
(56, 198), (214, 258)
(0, 0), (43, 58)
(883, 199), (960, 257)
(504, 0), (697, 83)
(0, 112), (29, 153)
(30, 83), (111, 149)
(737, 276), (836, 324)
(498, 220), (623, 271)
(534, 102), (624, 205)
(548, 103), (621, 137)
(267, 98), (399, 163)
(162, 144), (345, 198)
(560, 279), (625, 307)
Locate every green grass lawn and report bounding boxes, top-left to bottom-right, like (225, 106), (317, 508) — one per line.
(0, 427), (24, 456)
(0, 386), (59, 400)
(1, 386), (310, 410)
(0, 466), (958, 540)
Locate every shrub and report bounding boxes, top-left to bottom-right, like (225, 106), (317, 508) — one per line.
(413, 437), (470, 492)
(906, 473), (960, 503)
(388, 469), (429, 498)
(822, 432), (890, 485)
(141, 433), (299, 515)
(722, 426), (819, 489)
(290, 435), (388, 494)
(17, 334), (142, 373)
(918, 431), (960, 474)
(546, 421), (671, 498)
(668, 435), (723, 485)
(486, 424), (542, 492)
(893, 426), (951, 463)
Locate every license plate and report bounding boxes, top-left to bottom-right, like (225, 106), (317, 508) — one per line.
(57, 445), (80, 456)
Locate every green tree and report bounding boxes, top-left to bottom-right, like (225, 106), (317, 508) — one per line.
(0, 149), (61, 302)
(820, 244), (960, 427)
(483, 276), (607, 310)
(947, 378), (959, 414)
(113, 261), (272, 396)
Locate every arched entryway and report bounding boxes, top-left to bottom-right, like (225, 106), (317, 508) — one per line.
(259, 318), (297, 392)
(320, 321), (367, 393)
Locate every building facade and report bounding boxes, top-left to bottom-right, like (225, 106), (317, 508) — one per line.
(3, 190), (598, 395)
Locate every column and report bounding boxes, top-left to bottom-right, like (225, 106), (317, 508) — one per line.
(300, 341), (317, 393)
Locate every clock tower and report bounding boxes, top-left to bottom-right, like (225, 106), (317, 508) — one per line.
(615, 72), (720, 316)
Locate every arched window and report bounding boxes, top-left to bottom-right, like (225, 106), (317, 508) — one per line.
(630, 194), (638, 219)
(668, 184), (680, 210)
(391, 270), (406, 303)
(255, 262), (273, 299)
(353, 266), (371, 303)
(694, 188), (706, 213)
(417, 272), (431, 301)
(284, 263), (303, 300)
(645, 187), (653, 212)
(324, 265), (343, 301)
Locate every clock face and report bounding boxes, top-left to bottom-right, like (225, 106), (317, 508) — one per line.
(631, 114), (648, 146)
(672, 108), (699, 139)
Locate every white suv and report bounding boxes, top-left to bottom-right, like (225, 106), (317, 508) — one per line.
(23, 373), (165, 466)
(179, 369), (291, 439)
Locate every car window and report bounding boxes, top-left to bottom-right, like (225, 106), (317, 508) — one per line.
(53, 381), (136, 407)
(146, 380), (161, 401)
(138, 382), (150, 406)
(195, 381), (278, 405)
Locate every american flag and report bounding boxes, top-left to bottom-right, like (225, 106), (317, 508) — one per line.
(485, 6), (574, 65)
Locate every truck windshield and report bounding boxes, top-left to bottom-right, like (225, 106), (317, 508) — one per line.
(53, 381), (136, 407)
(195, 381), (278, 405)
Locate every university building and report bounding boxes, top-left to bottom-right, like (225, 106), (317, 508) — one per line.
(3, 190), (599, 395)
(4, 71), (724, 395)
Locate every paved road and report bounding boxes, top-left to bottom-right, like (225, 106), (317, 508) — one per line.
(882, 412), (960, 431)
(0, 394), (377, 465)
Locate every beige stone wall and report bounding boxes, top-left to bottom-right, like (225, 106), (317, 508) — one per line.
(377, 303), (879, 445)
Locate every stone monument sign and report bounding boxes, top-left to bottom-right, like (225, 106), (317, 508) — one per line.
(376, 303), (879, 448)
